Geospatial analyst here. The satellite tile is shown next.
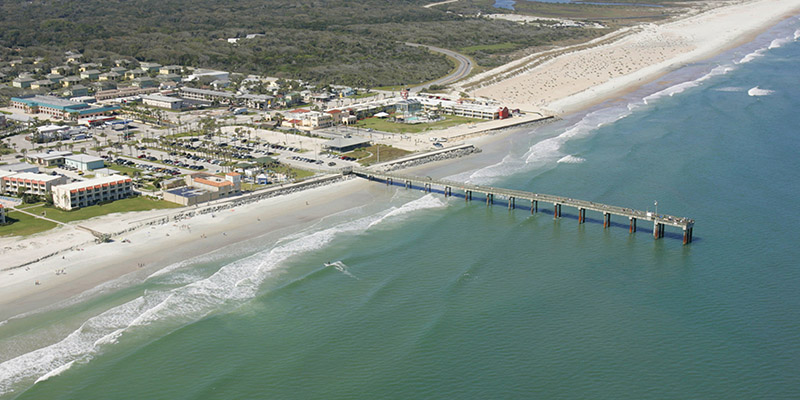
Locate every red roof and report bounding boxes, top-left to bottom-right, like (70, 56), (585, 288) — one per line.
(290, 108), (310, 113)
(226, 172), (240, 176)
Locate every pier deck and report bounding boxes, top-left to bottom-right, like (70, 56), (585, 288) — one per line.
(351, 168), (695, 244)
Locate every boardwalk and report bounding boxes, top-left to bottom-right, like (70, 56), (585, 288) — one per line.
(350, 168), (695, 244)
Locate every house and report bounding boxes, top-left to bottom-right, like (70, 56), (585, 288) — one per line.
(132, 77), (158, 88)
(64, 154), (105, 171)
(79, 63), (101, 72)
(31, 80), (55, 90)
(159, 65), (182, 75)
(157, 73), (182, 83)
(124, 69), (146, 80)
(111, 66), (128, 74)
(52, 175), (133, 210)
(51, 65), (70, 75)
(185, 68), (229, 82)
(12, 77), (35, 89)
(61, 76), (82, 87)
(80, 69), (101, 80)
(99, 71), (122, 81)
(139, 62), (162, 72)
(65, 85), (90, 97)
(237, 94), (274, 110)
(65, 52), (83, 63)
(46, 73), (64, 83)
(164, 172), (241, 205)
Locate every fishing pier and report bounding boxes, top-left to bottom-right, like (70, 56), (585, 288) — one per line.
(349, 168), (694, 244)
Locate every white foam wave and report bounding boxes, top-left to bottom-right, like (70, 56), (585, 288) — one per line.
(557, 155), (586, 164)
(33, 360), (75, 384)
(738, 48), (766, 64)
(794, 28), (800, 41)
(715, 87), (744, 92)
(748, 86), (774, 97)
(769, 37), (790, 49)
(367, 194), (445, 229)
(326, 261), (359, 280)
(0, 196), (443, 396)
(643, 65), (735, 104)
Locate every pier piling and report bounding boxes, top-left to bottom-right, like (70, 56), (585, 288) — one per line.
(351, 169), (695, 245)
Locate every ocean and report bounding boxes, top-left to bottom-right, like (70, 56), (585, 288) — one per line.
(2, 16), (800, 400)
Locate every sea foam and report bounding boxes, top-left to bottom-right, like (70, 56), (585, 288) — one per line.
(0, 196), (437, 396)
(557, 155), (586, 164)
(748, 86), (774, 96)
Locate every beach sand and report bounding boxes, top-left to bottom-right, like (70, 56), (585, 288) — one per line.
(472, 0), (800, 115)
(2, 0), (799, 321)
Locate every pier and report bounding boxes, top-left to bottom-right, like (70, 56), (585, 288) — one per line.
(349, 169), (695, 244)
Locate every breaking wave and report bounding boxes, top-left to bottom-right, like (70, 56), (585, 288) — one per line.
(748, 86), (774, 97)
(0, 195), (443, 397)
(557, 155), (586, 164)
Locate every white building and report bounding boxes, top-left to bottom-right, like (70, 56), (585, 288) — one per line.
(142, 94), (184, 110)
(64, 154), (105, 171)
(52, 175), (133, 210)
(185, 69), (229, 82)
(1, 171), (67, 195)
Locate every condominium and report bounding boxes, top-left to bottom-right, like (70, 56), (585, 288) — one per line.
(52, 175), (133, 210)
(0, 172), (67, 195)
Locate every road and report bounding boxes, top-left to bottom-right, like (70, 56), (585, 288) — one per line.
(405, 43), (473, 92)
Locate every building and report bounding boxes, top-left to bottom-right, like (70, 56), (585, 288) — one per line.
(99, 71), (122, 81)
(238, 94), (274, 110)
(52, 175), (133, 210)
(132, 77), (158, 88)
(185, 68), (229, 82)
(94, 87), (158, 101)
(163, 186), (213, 206)
(26, 150), (73, 166)
(46, 73), (64, 83)
(139, 62), (162, 72)
(395, 99), (422, 115)
(323, 137), (371, 153)
(65, 85), (89, 97)
(1, 172), (67, 195)
(179, 87), (235, 103)
(186, 172), (240, 195)
(142, 94), (184, 110)
(159, 65), (182, 75)
(31, 80), (55, 90)
(64, 154), (105, 171)
(11, 95), (120, 120)
(80, 70), (101, 80)
(124, 69), (146, 80)
(61, 76), (82, 87)
(12, 77), (34, 88)
(1, 163), (39, 173)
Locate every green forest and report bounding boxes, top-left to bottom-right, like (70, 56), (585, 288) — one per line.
(0, 0), (688, 87)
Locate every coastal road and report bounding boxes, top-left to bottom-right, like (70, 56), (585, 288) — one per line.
(405, 43), (473, 92)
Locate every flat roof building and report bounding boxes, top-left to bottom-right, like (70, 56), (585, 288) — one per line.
(1, 163), (39, 174)
(11, 95), (120, 120)
(64, 154), (105, 171)
(27, 150), (73, 166)
(52, 175), (133, 210)
(323, 137), (371, 152)
(142, 94), (183, 110)
(1, 172), (67, 196)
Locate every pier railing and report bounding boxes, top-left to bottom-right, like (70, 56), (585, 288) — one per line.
(350, 168), (695, 244)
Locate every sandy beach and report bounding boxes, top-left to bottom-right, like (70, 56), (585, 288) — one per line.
(471, 0), (800, 114)
(2, 0), (799, 322)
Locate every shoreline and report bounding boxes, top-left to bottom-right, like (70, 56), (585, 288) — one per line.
(2, 0), (799, 322)
(472, 0), (800, 115)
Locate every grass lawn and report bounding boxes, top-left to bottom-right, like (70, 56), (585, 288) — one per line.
(345, 145), (411, 166)
(354, 115), (482, 134)
(241, 182), (266, 191)
(0, 211), (59, 237)
(24, 196), (182, 224)
(291, 168), (315, 180)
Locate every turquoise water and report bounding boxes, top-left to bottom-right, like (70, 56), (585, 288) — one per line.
(3, 17), (800, 399)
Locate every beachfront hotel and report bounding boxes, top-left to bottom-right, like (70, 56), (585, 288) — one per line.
(163, 172), (241, 206)
(52, 175), (133, 210)
(0, 171), (67, 196)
